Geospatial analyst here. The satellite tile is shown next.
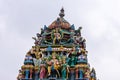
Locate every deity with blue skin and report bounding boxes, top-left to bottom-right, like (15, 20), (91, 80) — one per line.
(77, 54), (87, 63)
(34, 67), (39, 80)
(34, 71), (39, 80)
(68, 68), (75, 80)
(79, 69), (83, 79)
(25, 69), (29, 79)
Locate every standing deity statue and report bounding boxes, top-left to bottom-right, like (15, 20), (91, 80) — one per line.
(47, 52), (60, 77)
(34, 66), (39, 80)
(61, 58), (69, 80)
(68, 68), (75, 80)
(68, 47), (77, 67)
(39, 64), (46, 79)
(79, 37), (86, 49)
(32, 46), (42, 71)
(53, 28), (61, 44)
(84, 69), (90, 80)
(74, 33), (81, 45)
(79, 69), (84, 79)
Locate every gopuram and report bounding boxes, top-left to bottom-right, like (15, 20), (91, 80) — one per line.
(17, 8), (97, 80)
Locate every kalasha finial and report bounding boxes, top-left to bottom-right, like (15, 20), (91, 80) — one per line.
(59, 8), (65, 18)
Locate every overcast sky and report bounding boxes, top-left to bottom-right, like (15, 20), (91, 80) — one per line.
(0, 0), (120, 80)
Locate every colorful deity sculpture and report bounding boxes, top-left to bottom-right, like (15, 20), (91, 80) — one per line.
(34, 66), (39, 80)
(79, 69), (84, 79)
(52, 28), (61, 44)
(32, 33), (42, 46)
(84, 69), (90, 80)
(61, 57), (69, 80)
(39, 64), (46, 79)
(32, 46), (42, 69)
(68, 68), (75, 80)
(77, 54), (87, 64)
(24, 53), (33, 65)
(17, 8), (97, 80)
(17, 70), (23, 80)
(68, 48), (77, 67)
(47, 52), (60, 78)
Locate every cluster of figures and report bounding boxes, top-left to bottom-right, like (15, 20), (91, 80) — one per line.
(32, 26), (86, 48)
(17, 45), (96, 80)
(17, 8), (97, 80)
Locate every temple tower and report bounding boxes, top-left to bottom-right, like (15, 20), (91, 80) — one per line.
(17, 8), (97, 80)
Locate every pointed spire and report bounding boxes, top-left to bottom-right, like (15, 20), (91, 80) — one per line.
(59, 7), (65, 18)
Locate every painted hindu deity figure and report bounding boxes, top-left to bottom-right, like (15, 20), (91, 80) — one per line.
(53, 28), (61, 44)
(32, 46), (42, 70)
(17, 8), (97, 80)
(61, 57), (69, 80)
(47, 52), (60, 78)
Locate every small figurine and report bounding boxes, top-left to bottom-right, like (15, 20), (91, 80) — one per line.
(21, 66), (25, 79)
(53, 28), (61, 44)
(24, 69), (29, 79)
(17, 70), (23, 80)
(61, 57), (69, 80)
(68, 68), (75, 80)
(69, 55), (76, 67)
(90, 68), (96, 80)
(68, 48), (77, 67)
(40, 28), (44, 34)
(75, 67), (79, 79)
(71, 47), (76, 55)
(32, 33), (42, 46)
(79, 37), (86, 49)
(39, 64), (46, 79)
(34, 66), (39, 80)
(74, 33), (81, 45)
(79, 69), (84, 79)
(47, 52), (60, 77)
(77, 54), (87, 63)
(75, 27), (82, 36)
(84, 69), (90, 80)
(29, 65), (34, 79)
(33, 46), (42, 69)
(24, 53), (33, 65)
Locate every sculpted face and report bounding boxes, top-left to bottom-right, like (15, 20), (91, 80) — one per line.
(52, 55), (56, 59)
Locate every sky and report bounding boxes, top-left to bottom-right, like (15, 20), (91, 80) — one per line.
(0, 0), (120, 80)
